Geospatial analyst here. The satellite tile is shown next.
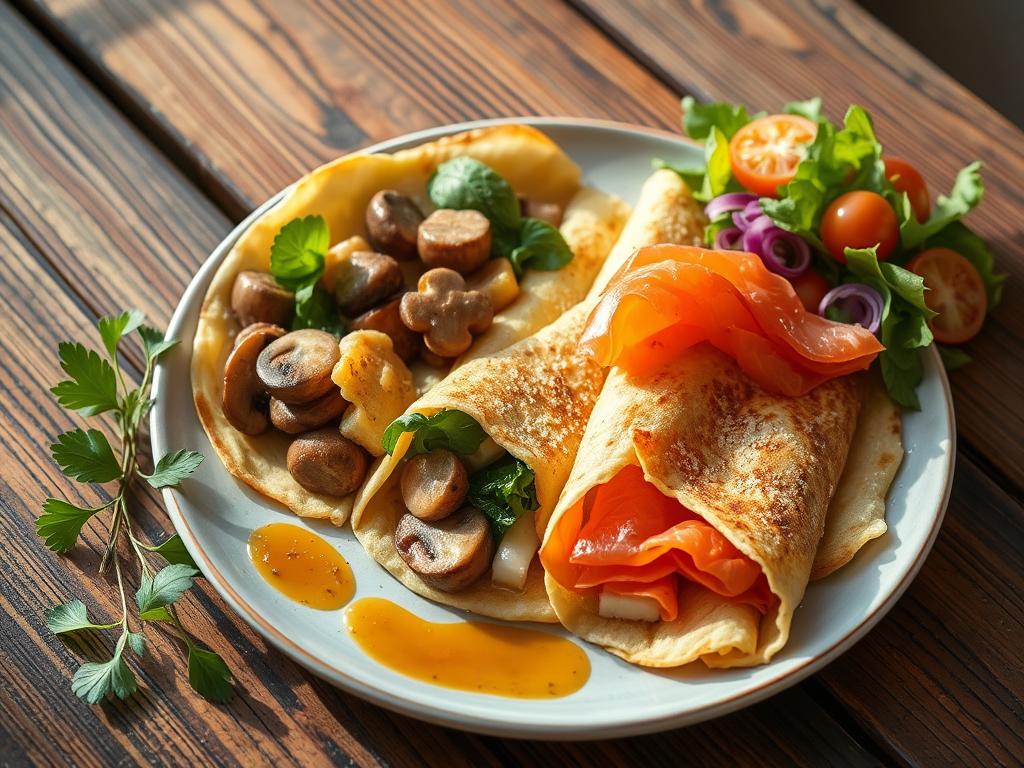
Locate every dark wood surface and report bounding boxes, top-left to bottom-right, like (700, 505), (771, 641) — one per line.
(0, 1), (1020, 766)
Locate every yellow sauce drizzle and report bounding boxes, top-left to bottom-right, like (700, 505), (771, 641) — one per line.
(248, 523), (354, 610)
(345, 597), (590, 698)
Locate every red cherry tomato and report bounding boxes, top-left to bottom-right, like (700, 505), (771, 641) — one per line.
(790, 271), (832, 313)
(729, 114), (817, 198)
(906, 248), (987, 344)
(820, 191), (899, 263)
(884, 156), (930, 222)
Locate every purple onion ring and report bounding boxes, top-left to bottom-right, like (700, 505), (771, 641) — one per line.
(740, 215), (811, 277)
(714, 226), (743, 250)
(705, 192), (758, 221)
(818, 283), (884, 334)
(732, 200), (763, 232)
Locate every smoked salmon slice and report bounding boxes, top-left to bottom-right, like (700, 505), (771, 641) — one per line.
(580, 244), (883, 396)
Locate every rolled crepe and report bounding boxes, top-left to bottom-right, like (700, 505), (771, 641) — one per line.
(192, 125), (628, 524)
(541, 346), (866, 667)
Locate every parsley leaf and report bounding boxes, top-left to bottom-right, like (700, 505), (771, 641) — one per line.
(509, 218), (573, 277)
(467, 454), (538, 539)
(187, 642), (234, 703)
(51, 429), (121, 483)
(139, 606), (174, 622)
(51, 343), (119, 416)
(141, 449), (204, 489)
(97, 310), (145, 359)
(144, 534), (198, 568)
(382, 410), (488, 456)
(270, 214), (329, 290)
(127, 631), (147, 657)
(136, 564), (199, 614)
(138, 325), (179, 363)
(46, 599), (119, 633)
(681, 96), (751, 140)
(292, 280), (344, 334)
(71, 633), (137, 704)
(37, 498), (106, 553)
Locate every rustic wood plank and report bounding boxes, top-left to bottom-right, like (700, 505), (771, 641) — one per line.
(818, 456), (1024, 767)
(0, 3), (885, 766)
(569, 0), (1024, 491)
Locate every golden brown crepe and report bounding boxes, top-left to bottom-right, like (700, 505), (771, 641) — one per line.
(191, 125), (628, 525)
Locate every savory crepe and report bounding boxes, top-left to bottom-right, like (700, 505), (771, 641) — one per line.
(192, 124), (628, 525)
(540, 243), (902, 667)
(349, 169), (707, 621)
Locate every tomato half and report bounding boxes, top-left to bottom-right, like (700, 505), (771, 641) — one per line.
(906, 248), (987, 344)
(729, 114), (817, 197)
(820, 191), (899, 263)
(884, 156), (930, 222)
(790, 270), (832, 313)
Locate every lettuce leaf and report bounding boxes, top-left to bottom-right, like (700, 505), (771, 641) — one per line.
(896, 162), (984, 250)
(783, 97), (822, 121)
(381, 410), (487, 456)
(467, 454), (538, 539)
(922, 221), (1005, 309)
(681, 96), (751, 140)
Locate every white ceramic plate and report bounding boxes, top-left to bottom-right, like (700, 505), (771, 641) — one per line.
(151, 118), (954, 740)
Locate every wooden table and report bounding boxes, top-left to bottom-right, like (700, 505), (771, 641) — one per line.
(1, 1), (1020, 765)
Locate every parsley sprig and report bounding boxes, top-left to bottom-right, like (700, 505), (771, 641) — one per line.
(40, 310), (233, 704)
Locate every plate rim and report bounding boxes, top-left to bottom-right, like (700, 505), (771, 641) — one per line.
(151, 116), (956, 740)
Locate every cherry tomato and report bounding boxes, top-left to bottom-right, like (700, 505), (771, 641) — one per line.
(906, 248), (987, 344)
(729, 114), (817, 197)
(790, 271), (832, 313)
(884, 156), (930, 222)
(820, 191), (899, 263)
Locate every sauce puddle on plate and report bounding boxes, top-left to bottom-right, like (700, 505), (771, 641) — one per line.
(248, 523), (354, 610)
(345, 597), (590, 698)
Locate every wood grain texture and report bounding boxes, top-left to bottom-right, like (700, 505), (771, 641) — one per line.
(0, 3), (886, 766)
(569, 0), (1024, 492)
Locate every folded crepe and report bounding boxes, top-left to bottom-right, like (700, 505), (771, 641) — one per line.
(192, 124), (628, 525)
(540, 244), (902, 667)
(350, 169), (708, 621)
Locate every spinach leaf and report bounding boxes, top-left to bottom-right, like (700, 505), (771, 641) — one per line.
(382, 410), (488, 456)
(468, 454), (538, 540)
(427, 157), (521, 256)
(509, 218), (573, 277)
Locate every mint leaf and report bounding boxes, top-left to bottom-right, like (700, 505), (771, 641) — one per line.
(97, 310), (145, 359)
(46, 599), (118, 634)
(142, 449), (204, 489)
(137, 325), (178, 362)
(784, 97), (822, 122)
(270, 215), (329, 291)
(382, 410), (487, 456)
(427, 157), (521, 235)
(922, 222), (1005, 310)
(51, 343), (119, 416)
(187, 642), (233, 703)
(51, 428), (121, 483)
(468, 454), (538, 539)
(145, 534), (198, 568)
(509, 218), (573, 277)
(37, 498), (105, 553)
(898, 162), (984, 250)
(135, 564), (198, 614)
(681, 96), (751, 140)
(71, 633), (137, 704)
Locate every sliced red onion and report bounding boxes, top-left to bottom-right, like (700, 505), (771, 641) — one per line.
(732, 200), (763, 231)
(818, 283), (884, 334)
(705, 192), (758, 221)
(741, 215), (811, 277)
(714, 226), (743, 250)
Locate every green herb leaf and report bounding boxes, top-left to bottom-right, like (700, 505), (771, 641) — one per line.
(139, 606), (174, 622)
(46, 599), (119, 634)
(382, 410), (487, 456)
(509, 218), (573, 277)
(694, 126), (741, 202)
(71, 633), (137, 704)
(127, 631), (147, 657)
(37, 498), (105, 553)
(187, 642), (234, 703)
(51, 343), (119, 416)
(427, 157), (522, 257)
(137, 325), (179, 363)
(135, 563), (198, 614)
(651, 158), (705, 192)
(270, 214), (329, 290)
(145, 534), (198, 568)
(292, 281), (343, 335)
(468, 454), (538, 539)
(97, 310), (145, 359)
(922, 221), (1005, 310)
(783, 97), (823, 121)
(681, 96), (751, 140)
(938, 345), (972, 371)
(141, 449), (204, 489)
(898, 162), (984, 250)
(51, 428), (121, 483)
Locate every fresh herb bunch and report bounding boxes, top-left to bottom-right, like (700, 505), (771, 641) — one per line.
(40, 310), (233, 704)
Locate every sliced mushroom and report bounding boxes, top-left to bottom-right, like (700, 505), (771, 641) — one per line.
(365, 190), (424, 260)
(335, 250), (404, 316)
(400, 449), (468, 521)
(394, 507), (494, 593)
(417, 209), (491, 274)
(222, 323), (285, 435)
(286, 428), (369, 497)
(349, 294), (420, 362)
(399, 268), (493, 358)
(518, 197), (564, 228)
(256, 329), (340, 404)
(269, 390), (347, 434)
(230, 271), (294, 328)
